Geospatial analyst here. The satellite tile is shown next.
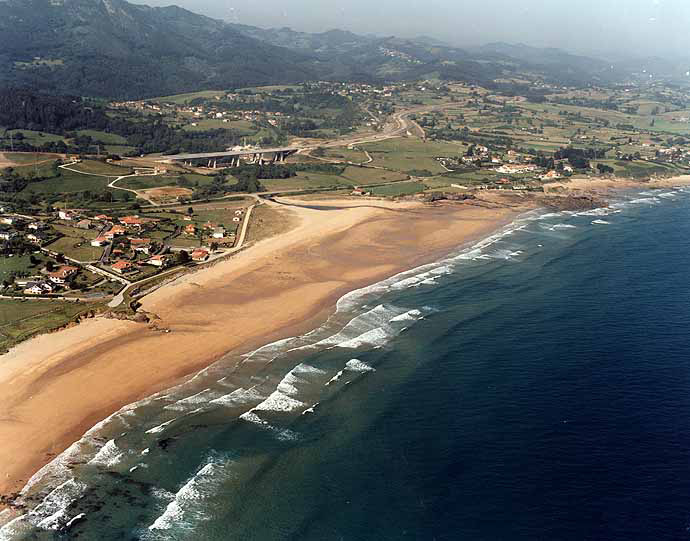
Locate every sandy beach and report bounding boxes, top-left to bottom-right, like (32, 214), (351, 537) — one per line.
(0, 196), (529, 499)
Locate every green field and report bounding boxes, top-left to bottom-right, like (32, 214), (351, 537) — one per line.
(119, 176), (177, 190)
(48, 224), (102, 261)
(25, 169), (113, 195)
(362, 138), (465, 174)
(2, 129), (66, 146)
(237, 85), (303, 93)
(77, 130), (129, 145)
(592, 159), (687, 179)
(12, 161), (59, 179)
(68, 160), (132, 176)
(120, 173), (215, 190)
(437, 169), (503, 186)
(0, 254), (41, 283)
(370, 181), (426, 196)
(182, 119), (259, 135)
(3, 152), (59, 164)
(321, 146), (370, 163)
(261, 172), (349, 191)
(47, 238), (103, 262)
(341, 166), (409, 185)
(0, 299), (98, 352)
(152, 90), (226, 104)
(104, 145), (136, 155)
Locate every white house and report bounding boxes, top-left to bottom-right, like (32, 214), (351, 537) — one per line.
(24, 282), (54, 295)
(91, 237), (109, 247)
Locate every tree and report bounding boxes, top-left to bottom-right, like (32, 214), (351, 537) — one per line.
(596, 163), (614, 175)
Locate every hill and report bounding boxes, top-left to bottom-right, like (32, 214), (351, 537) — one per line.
(0, 0), (317, 98)
(0, 0), (637, 99)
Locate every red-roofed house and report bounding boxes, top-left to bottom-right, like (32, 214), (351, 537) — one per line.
(112, 260), (136, 274)
(129, 237), (153, 254)
(191, 249), (210, 262)
(48, 265), (78, 285)
(105, 225), (127, 239)
(120, 215), (145, 227)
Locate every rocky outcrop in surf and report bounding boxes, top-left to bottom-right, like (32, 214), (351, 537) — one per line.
(540, 195), (608, 211)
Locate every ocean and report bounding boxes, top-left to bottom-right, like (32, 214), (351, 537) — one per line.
(3, 187), (690, 540)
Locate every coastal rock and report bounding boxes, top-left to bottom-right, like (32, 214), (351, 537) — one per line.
(103, 310), (152, 324)
(539, 195), (607, 211)
(418, 192), (476, 203)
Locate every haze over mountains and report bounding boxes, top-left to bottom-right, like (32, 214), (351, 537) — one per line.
(0, 0), (684, 99)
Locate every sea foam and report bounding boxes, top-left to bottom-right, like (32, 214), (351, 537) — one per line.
(147, 458), (229, 535)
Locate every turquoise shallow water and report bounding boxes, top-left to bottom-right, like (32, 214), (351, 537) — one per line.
(4, 187), (690, 540)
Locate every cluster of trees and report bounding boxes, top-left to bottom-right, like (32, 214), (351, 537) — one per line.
(190, 170), (265, 200)
(0, 168), (29, 193)
(0, 89), (256, 156)
(228, 162), (344, 179)
(596, 163), (615, 174)
(0, 90), (110, 133)
(427, 125), (514, 150)
(553, 147), (607, 169)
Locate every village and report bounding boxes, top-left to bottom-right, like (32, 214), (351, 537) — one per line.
(0, 201), (250, 301)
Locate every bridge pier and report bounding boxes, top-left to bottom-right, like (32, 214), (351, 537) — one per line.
(162, 147), (298, 168)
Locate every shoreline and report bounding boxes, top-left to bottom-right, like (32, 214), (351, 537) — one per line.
(0, 196), (527, 503)
(2, 174), (688, 509)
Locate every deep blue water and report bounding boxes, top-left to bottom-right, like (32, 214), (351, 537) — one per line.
(3, 188), (690, 540)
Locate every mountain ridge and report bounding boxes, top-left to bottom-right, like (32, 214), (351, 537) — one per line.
(0, 0), (641, 99)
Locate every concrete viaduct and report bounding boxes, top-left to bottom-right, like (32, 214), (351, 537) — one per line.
(157, 147), (299, 168)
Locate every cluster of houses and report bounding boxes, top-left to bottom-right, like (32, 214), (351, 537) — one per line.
(0, 215), (54, 248)
(53, 209), (177, 276)
(378, 47), (422, 65)
(114, 96), (293, 130)
(17, 265), (79, 295)
(1, 201), (247, 296)
(187, 108), (291, 128)
(651, 146), (690, 165)
(182, 210), (243, 242)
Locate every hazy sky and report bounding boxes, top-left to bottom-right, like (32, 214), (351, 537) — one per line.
(137, 0), (690, 57)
